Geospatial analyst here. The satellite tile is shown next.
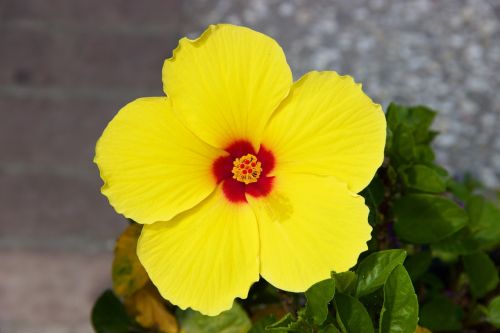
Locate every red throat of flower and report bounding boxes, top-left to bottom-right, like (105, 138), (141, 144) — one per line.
(212, 140), (275, 203)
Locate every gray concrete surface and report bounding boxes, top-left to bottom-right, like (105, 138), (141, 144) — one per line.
(0, 0), (499, 332)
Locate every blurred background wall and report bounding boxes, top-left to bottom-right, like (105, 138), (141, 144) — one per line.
(0, 0), (499, 332)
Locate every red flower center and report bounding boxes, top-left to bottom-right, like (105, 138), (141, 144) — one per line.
(212, 140), (275, 203)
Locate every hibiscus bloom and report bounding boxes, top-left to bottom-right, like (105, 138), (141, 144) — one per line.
(95, 24), (386, 316)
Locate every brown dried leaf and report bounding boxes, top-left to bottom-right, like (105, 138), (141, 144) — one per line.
(112, 223), (149, 297)
(415, 325), (432, 333)
(125, 285), (179, 333)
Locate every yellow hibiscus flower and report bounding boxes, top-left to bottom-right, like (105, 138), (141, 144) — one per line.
(95, 24), (386, 316)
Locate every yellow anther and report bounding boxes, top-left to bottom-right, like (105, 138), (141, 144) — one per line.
(231, 154), (262, 184)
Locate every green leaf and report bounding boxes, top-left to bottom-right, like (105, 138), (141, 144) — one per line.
(487, 296), (500, 328)
(266, 311), (313, 333)
(358, 288), (384, 324)
(432, 196), (500, 255)
(410, 107), (437, 144)
(385, 126), (394, 152)
(386, 103), (408, 131)
(335, 293), (374, 333)
(414, 145), (435, 162)
(91, 289), (134, 333)
(318, 324), (342, 333)
(386, 104), (436, 140)
(426, 163), (448, 177)
(400, 164), (446, 193)
(393, 194), (468, 244)
(355, 250), (407, 297)
(404, 251), (432, 281)
(379, 265), (418, 333)
(305, 278), (336, 325)
(463, 251), (499, 298)
(177, 302), (251, 333)
(392, 126), (416, 163)
(466, 195), (500, 248)
(332, 271), (357, 295)
(266, 313), (295, 332)
(447, 179), (472, 202)
(419, 296), (463, 331)
(248, 315), (276, 333)
(361, 175), (385, 207)
(431, 227), (482, 256)
(361, 175), (385, 225)
(387, 104), (438, 166)
(447, 174), (483, 202)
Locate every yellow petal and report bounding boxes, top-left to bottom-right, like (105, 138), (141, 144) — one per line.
(262, 71), (386, 193)
(137, 186), (259, 316)
(95, 97), (224, 224)
(163, 24), (292, 149)
(247, 173), (371, 292)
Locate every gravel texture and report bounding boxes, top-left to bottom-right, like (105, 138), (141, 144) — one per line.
(181, 0), (500, 187)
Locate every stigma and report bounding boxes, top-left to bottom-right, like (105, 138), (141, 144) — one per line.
(231, 154), (262, 184)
